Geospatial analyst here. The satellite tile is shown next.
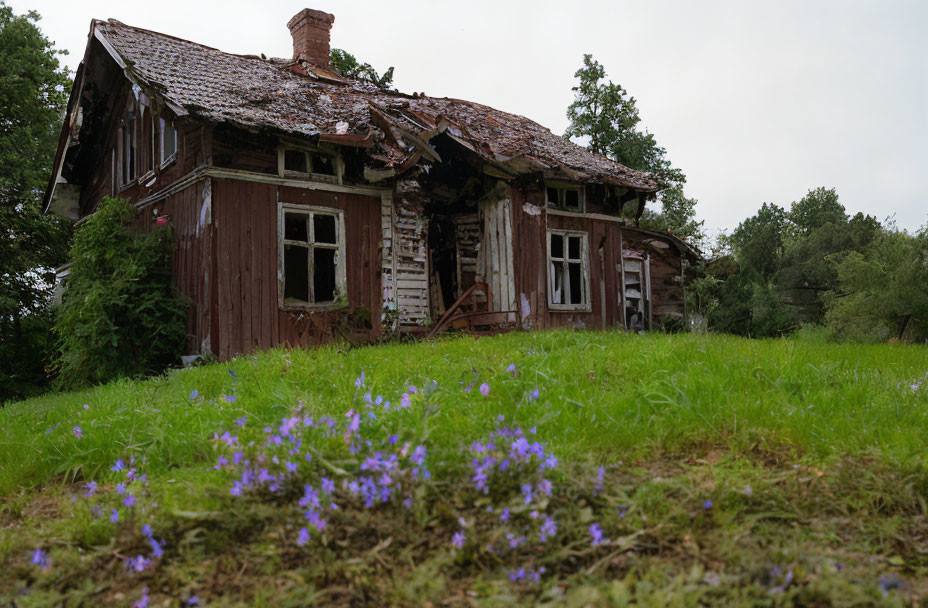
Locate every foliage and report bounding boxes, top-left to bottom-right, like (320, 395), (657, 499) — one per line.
(824, 225), (928, 342)
(329, 48), (394, 89)
(0, 2), (72, 403)
(53, 197), (187, 389)
(708, 188), (886, 338)
(565, 54), (703, 243)
(1, 331), (927, 604)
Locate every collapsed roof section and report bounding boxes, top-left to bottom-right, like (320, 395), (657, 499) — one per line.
(91, 19), (660, 191)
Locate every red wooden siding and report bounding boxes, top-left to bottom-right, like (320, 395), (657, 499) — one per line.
(211, 179), (382, 360)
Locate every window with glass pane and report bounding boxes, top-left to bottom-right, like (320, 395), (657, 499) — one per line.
(281, 208), (342, 306)
(547, 230), (588, 309)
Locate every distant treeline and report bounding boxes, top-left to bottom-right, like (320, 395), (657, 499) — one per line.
(687, 187), (928, 342)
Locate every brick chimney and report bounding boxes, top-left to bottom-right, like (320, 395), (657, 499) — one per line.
(287, 8), (334, 68)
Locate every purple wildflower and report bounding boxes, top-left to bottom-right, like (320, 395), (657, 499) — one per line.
(214, 456), (229, 470)
(500, 508), (510, 522)
(189, 390), (199, 400)
(479, 383), (490, 397)
(297, 527), (311, 546)
(539, 516), (558, 542)
(521, 483), (534, 504)
(346, 409), (360, 433)
(232, 452), (244, 465)
(83, 404), (90, 410)
(110, 509), (120, 523)
(31, 548), (49, 570)
(451, 531), (466, 548)
(222, 395), (237, 403)
(506, 363), (517, 375)
(142, 524), (153, 537)
(354, 370), (365, 387)
(589, 522), (607, 547)
(45, 423), (60, 435)
(110, 459), (125, 472)
(321, 477), (335, 493)
(124, 494), (136, 508)
(134, 588), (150, 608)
(703, 499), (714, 510)
(84, 481), (98, 497)
(595, 466), (604, 494)
(115, 482), (127, 495)
(528, 387), (540, 401)
(230, 481), (243, 496)
(73, 426), (83, 438)
(410, 445), (427, 466)
(126, 555), (151, 573)
(149, 537), (164, 559)
(187, 597), (200, 606)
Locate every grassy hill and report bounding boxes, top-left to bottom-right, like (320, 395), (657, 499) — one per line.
(1, 331), (927, 606)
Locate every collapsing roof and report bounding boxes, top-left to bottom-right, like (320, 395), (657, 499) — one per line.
(89, 18), (660, 191)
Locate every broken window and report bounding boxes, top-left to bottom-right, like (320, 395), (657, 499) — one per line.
(279, 146), (339, 180)
(280, 205), (345, 307)
(159, 117), (177, 165)
(118, 106), (137, 186)
(544, 183), (584, 212)
(140, 108), (153, 175)
(547, 230), (589, 310)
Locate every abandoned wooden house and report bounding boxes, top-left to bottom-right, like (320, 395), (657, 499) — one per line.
(44, 8), (697, 360)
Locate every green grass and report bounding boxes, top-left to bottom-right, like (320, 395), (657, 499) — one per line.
(1, 330), (927, 606)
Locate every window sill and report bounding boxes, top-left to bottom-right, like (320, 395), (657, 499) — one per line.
(548, 304), (592, 313)
(281, 170), (339, 184)
(117, 179), (138, 193)
(280, 300), (349, 312)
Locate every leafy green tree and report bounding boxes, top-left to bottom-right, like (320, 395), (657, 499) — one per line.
(0, 2), (72, 403)
(565, 54), (701, 241)
(329, 48), (394, 89)
(54, 198), (187, 390)
(825, 225), (928, 342)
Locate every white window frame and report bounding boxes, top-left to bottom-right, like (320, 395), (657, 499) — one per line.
(544, 182), (585, 212)
(277, 202), (347, 310)
(547, 229), (591, 311)
(117, 106), (137, 189)
(159, 117), (177, 167)
(277, 144), (342, 184)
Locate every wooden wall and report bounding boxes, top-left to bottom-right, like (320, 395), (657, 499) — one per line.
(510, 184), (685, 332)
(211, 179), (383, 360)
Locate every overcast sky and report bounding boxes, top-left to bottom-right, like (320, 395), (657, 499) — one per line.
(12, 0), (927, 235)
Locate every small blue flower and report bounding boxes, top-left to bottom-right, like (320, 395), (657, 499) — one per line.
(451, 531), (465, 548)
(31, 548), (49, 570)
(110, 459), (125, 472)
(235, 416), (247, 427)
(589, 522), (607, 546)
(189, 390), (199, 400)
(141, 524), (153, 537)
(297, 527), (311, 546)
(110, 509), (120, 523)
(702, 499), (713, 510)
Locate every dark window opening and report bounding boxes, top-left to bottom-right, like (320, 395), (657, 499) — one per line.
(285, 213), (308, 241)
(568, 235), (580, 259)
(284, 245), (309, 302)
(568, 262), (583, 304)
(546, 187), (559, 205)
(313, 248), (337, 302)
(550, 233), (563, 259)
(564, 189), (580, 210)
(311, 153), (336, 176)
(552, 263), (564, 304)
(284, 149), (308, 173)
(314, 214), (336, 243)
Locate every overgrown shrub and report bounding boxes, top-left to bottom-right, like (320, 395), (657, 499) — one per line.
(54, 197), (187, 389)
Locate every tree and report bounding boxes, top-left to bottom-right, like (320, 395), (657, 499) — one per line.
(565, 54), (701, 241)
(0, 2), (72, 403)
(54, 198), (187, 389)
(824, 225), (928, 342)
(329, 48), (394, 90)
